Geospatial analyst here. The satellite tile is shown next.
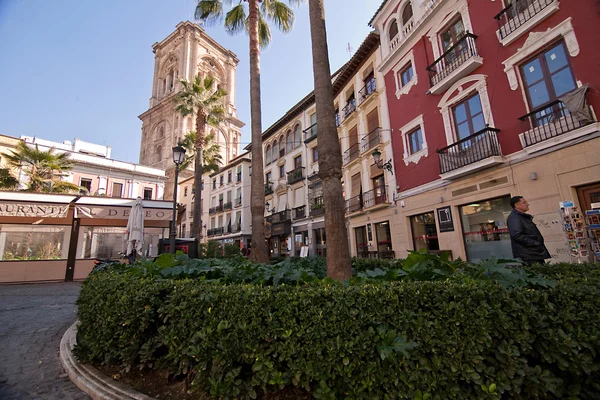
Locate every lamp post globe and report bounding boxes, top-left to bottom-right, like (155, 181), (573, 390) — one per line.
(169, 144), (186, 254)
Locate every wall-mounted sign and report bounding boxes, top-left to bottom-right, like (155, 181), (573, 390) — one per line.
(0, 202), (69, 218)
(75, 205), (172, 221)
(436, 206), (454, 233)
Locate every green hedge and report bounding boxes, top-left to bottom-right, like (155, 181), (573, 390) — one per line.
(75, 263), (600, 399)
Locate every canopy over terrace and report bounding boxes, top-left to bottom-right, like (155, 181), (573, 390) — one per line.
(0, 191), (173, 283)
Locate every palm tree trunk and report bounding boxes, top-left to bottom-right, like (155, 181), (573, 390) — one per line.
(307, 0), (352, 280)
(248, 0), (269, 263)
(192, 112), (206, 238)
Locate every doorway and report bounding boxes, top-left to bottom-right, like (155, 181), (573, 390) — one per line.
(577, 182), (600, 211)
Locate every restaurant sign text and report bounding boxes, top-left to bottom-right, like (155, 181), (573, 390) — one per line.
(0, 202), (69, 218)
(75, 206), (172, 221)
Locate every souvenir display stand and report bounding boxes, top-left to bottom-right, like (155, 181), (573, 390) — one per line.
(559, 201), (590, 263)
(585, 209), (600, 263)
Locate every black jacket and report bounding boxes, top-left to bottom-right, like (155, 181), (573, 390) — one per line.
(506, 210), (551, 261)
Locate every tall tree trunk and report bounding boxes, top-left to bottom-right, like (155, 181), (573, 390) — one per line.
(248, 0), (269, 263)
(192, 111), (206, 238)
(307, 0), (352, 280)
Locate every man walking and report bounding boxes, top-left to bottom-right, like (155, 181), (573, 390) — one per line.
(507, 196), (551, 265)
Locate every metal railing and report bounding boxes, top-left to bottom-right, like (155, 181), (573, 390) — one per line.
(309, 197), (324, 217)
(265, 184), (274, 196)
(293, 205), (306, 219)
(271, 209), (291, 223)
(494, 0), (554, 39)
(235, 197), (242, 207)
(437, 127), (501, 174)
(287, 166), (304, 184)
(223, 201), (233, 211)
(363, 185), (389, 208)
(518, 100), (594, 147)
(209, 206), (218, 215)
(361, 127), (382, 153)
(426, 32), (478, 88)
(358, 77), (376, 104)
(207, 227), (224, 237)
(342, 99), (357, 119)
(231, 223), (241, 233)
(346, 194), (363, 214)
(303, 123), (318, 142)
(344, 142), (361, 164)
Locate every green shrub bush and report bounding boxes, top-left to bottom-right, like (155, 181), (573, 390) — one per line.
(75, 261), (600, 399)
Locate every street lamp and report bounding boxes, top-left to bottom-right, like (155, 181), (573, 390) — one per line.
(169, 143), (186, 254)
(372, 149), (393, 175)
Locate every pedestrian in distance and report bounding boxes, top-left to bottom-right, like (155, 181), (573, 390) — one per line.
(241, 246), (248, 257)
(507, 196), (551, 266)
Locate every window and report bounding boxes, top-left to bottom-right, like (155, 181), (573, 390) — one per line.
(156, 146), (163, 163)
(401, 2), (413, 25)
(266, 171), (272, 184)
(220, 175), (224, 186)
(286, 131), (293, 153)
(184, 186), (188, 197)
(237, 166), (242, 182)
(294, 155), (302, 169)
(265, 145), (271, 165)
(143, 187), (153, 200)
(399, 63), (414, 86)
(375, 221), (393, 254)
(272, 140), (278, 161)
(440, 17), (465, 52)
(212, 179), (216, 189)
(400, 114), (428, 165)
(279, 136), (285, 157)
(520, 41), (576, 114)
(111, 182), (123, 198)
(0, 224), (71, 260)
(388, 19), (399, 41)
(408, 128), (423, 154)
(279, 165), (285, 178)
(452, 93), (485, 142)
(80, 178), (92, 193)
(294, 125), (301, 148)
(310, 113), (317, 136)
(372, 175), (385, 190)
(228, 172), (232, 183)
(410, 212), (439, 251)
(312, 147), (319, 163)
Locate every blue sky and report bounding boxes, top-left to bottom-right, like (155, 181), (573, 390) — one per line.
(0, 0), (380, 163)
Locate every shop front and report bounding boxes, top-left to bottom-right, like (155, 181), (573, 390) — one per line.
(265, 218), (292, 257)
(0, 192), (171, 283)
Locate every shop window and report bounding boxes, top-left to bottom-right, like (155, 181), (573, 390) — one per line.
(375, 221), (393, 255)
(0, 224), (71, 260)
(410, 212), (439, 251)
(143, 187), (153, 200)
(81, 226), (164, 259)
(80, 178), (92, 193)
(459, 196), (513, 262)
(355, 226), (369, 258)
(112, 182), (123, 198)
(314, 228), (326, 257)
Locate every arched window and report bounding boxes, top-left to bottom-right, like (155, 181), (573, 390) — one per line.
(286, 130), (293, 153)
(279, 135), (285, 157)
(402, 3), (413, 25)
(388, 20), (399, 41)
(293, 125), (301, 149)
(265, 145), (271, 164)
(158, 126), (165, 138)
(272, 140), (278, 161)
(168, 70), (175, 92)
(156, 146), (163, 163)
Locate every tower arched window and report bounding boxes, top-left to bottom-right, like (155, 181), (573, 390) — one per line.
(293, 125), (301, 149)
(168, 70), (175, 92)
(265, 145), (271, 165)
(388, 20), (399, 41)
(279, 135), (285, 157)
(156, 145), (163, 163)
(272, 140), (278, 161)
(402, 3), (413, 25)
(286, 130), (292, 153)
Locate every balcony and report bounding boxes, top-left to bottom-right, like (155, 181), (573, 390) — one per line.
(437, 127), (503, 178)
(309, 200), (324, 217)
(270, 209), (291, 223)
(494, 0), (558, 45)
(223, 201), (233, 211)
(362, 127), (382, 153)
(304, 123), (318, 143)
(231, 223), (241, 233)
(426, 32), (483, 95)
(287, 166), (304, 185)
(341, 99), (357, 120)
(358, 77), (376, 105)
(363, 185), (390, 209)
(209, 206), (218, 215)
(235, 197), (242, 207)
(346, 194), (363, 214)
(293, 205), (306, 220)
(344, 142), (361, 165)
(518, 99), (597, 154)
(207, 227), (224, 237)
(265, 184), (274, 196)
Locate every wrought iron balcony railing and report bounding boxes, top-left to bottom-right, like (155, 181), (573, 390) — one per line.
(207, 227), (224, 237)
(303, 122), (318, 143)
(270, 209), (291, 223)
(223, 201), (233, 211)
(518, 99), (594, 147)
(309, 197), (324, 217)
(293, 205), (306, 220)
(437, 127), (501, 174)
(344, 142), (361, 164)
(361, 127), (382, 153)
(363, 185), (389, 208)
(494, 0), (554, 40)
(426, 32), (478, 88)
(346, 194), (363, 214)
(358, 77), (376, 104)
(287, 166), (304, 185)
(342, 99), (357, 119)
(265, 184), (274, 196)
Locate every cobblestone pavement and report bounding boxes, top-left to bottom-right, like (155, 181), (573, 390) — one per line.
(0, 282), (89, 400)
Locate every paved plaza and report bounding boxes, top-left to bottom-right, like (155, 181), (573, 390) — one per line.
(0, 282), (88, 400)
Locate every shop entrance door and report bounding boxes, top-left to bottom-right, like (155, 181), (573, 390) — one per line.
(577, 183), (600, 211)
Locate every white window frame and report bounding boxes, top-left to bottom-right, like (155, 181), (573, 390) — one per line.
(392, 49), (418, 99)
(437, 74), (495, 146)
(496, 0), (560, 46)
(400, 114), (428, 165)
(427, 0), (474, 61)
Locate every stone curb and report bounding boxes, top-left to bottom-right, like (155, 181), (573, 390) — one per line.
(60, 321), (155, 400)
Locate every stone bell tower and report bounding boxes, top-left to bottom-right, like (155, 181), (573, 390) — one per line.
(138, 21), (244, 199)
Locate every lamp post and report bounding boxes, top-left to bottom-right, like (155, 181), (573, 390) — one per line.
(372, 149), (394, 175)
(169, 143), (186, 254)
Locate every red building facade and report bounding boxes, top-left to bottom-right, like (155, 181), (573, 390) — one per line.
(371, 0), (600, 262)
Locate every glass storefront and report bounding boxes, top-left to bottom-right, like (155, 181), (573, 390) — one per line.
(0, 224), (71, 260)
(410, 212), (439, 251)
(375, 221), (393, 255)
(314, 228), (326, 257)
(354, 226), (369, 258)
(79, 226), (166, 259)
(459, 196), (512, 262)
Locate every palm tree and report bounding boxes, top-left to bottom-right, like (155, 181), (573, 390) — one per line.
(179, 131), (223, 173)
(307, 0), (351, 280)
(0, 167), (19, 190)
(2, 141), (81, 194)
(175, 75), (227, 238)
(195, 0), (297, 263)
